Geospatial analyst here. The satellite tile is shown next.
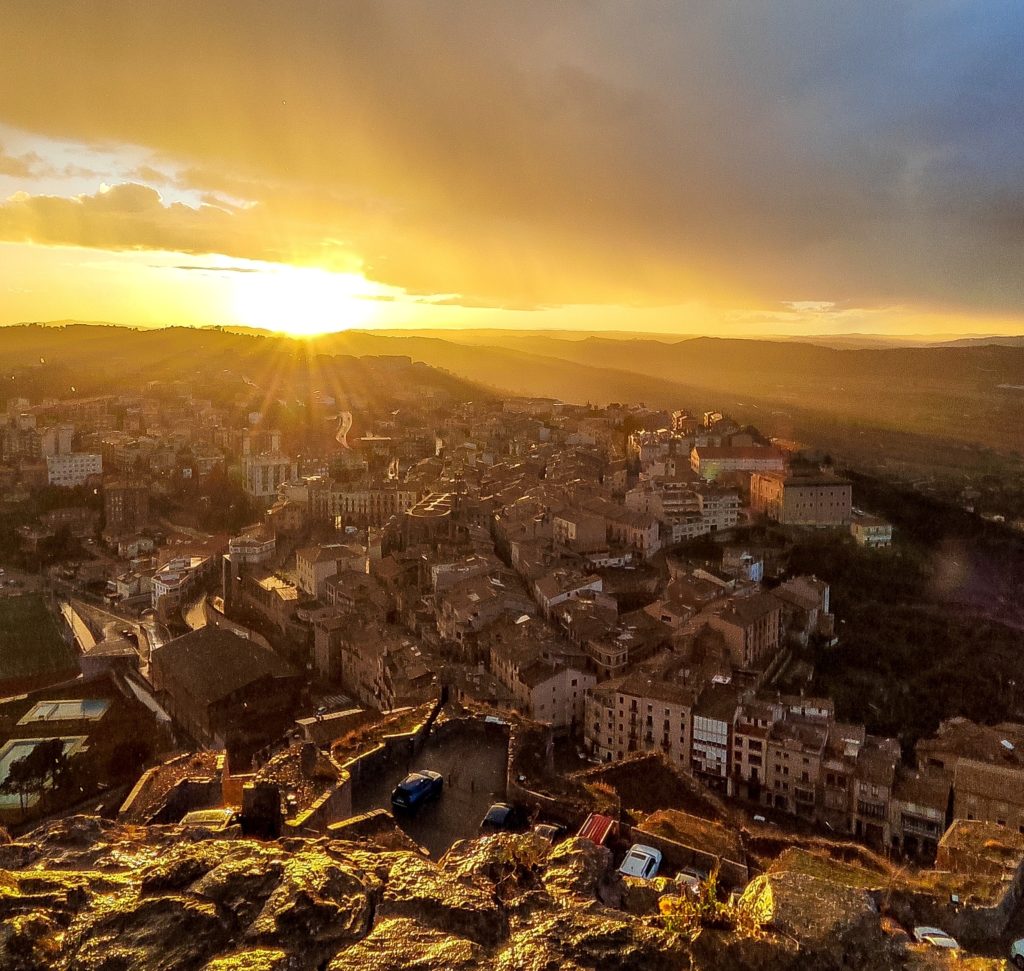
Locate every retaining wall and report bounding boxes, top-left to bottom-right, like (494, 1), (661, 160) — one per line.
(630, 823), (749, 889)
(288, 698), (444, 834)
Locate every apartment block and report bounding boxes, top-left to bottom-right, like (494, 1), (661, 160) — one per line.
(585, 675), (696, 769)
(295, 542), (367, 599)
(690, 445), (785, 482)
(705, 593), (782, 670)
(243, 453), (297, 502)
(750, 472), (852, 526)
(103, 480), (150, 534)
(46, 452), (102, 487)
(763, 717), (829, 819)
(692, 681), (739, 791)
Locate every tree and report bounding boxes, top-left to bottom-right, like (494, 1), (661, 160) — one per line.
(0, 755), (34, 817)
(2, 739), (71, 815)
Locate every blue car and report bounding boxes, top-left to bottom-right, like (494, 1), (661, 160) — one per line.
(391, 769), (444, 812)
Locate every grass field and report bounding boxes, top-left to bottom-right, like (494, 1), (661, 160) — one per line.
(0, 594), (76, 686)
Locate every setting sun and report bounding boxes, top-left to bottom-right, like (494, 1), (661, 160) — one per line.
(231, 265), (387, 337)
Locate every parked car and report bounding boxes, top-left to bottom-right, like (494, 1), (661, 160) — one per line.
(618, 844), (663, 880)
(532, 822), (566, 845)
(180, 808), (241, 832)
(912, 926), (959, 951)
(480, 802), (530, 832)
(675, 866), (707, 894)
(1011, 938), (1024, 968)
(390, 769), (443, 812)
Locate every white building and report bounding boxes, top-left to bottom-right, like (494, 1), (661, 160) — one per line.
(244, 453), (297, 501)
(152, 555), (211, 609)
(228, 526), (276, 565)
(40, 423), (74, 457)
(691, 681), (739, 792)
(46, 452), (102, 487)
(523, 662), (595, 731)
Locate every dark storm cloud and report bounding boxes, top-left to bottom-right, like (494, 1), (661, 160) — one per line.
(0, 0), (1021, 311)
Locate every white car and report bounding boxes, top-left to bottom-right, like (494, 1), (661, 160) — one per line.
(1010, 937), (1024, 968)
(912, 926), (959, 950)
(618, 844), (663, 880)
(675, 866), (707, 894)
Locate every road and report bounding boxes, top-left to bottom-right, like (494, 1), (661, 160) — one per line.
(201, 599), (275, 652)
(140, 615), (171, 651)
(183, 594), (209, 631)
(59, 601), (96, 651)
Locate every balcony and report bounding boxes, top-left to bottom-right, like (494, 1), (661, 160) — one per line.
(857, 800), (886, 819)
(900, 814), (940, 838)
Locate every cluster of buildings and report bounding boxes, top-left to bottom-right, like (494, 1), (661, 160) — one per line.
(3, 380), (923, 852)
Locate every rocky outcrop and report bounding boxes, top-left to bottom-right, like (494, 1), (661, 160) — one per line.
(0, 816), (1007, 970)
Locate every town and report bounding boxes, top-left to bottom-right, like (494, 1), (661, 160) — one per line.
(3, 364), (1024, 965)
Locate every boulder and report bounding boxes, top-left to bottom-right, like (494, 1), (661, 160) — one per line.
(499, 909), (692, 971)
(326, 916), (487, 971)
(379, 853), (507, 946)
(202, 949), (292, 971)
(0, 912), (63, 971)
(245, 850), (373, 950)
(540, 838), (614, 903)
(65, 893), (231, 971)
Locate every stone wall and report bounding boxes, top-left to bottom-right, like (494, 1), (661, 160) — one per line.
(285, 775), (353, 835)
(881, 862), (1024, 947)
(289, 698), (444, 834)
(629, 822), (749, 889)
(117, 764), (163, 819)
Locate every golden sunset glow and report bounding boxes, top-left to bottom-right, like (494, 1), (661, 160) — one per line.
(230, 266), (385, 337)
(0, 2), (1022, 338)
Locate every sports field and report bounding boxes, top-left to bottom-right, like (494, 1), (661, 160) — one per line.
(0, 594), (76, 687)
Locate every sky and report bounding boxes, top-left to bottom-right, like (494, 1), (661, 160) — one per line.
(1, 1), (1022, 338)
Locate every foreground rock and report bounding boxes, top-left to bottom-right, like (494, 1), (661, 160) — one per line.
(0, 816), (1006, 970)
